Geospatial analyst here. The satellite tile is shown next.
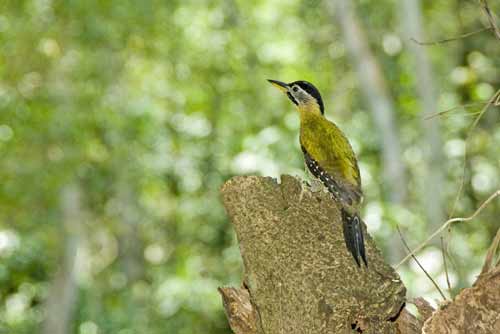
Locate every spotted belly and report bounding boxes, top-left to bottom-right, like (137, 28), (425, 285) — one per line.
(301, 146), (360, 206)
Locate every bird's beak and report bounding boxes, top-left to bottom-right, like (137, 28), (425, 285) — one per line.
(267, 79), (289, 93)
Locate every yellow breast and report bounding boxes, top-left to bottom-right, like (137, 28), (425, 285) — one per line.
(299, 111), (361, 189)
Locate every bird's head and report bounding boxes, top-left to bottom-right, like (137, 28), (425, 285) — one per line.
(268, 79), (324, 115)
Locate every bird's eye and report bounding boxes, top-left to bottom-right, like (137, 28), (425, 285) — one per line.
(292, 86), (298, 92)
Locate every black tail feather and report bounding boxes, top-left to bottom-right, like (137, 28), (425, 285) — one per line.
(341, 209), (367, 267)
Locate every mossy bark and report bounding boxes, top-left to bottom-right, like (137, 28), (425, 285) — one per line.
(220, 175), (406, 334)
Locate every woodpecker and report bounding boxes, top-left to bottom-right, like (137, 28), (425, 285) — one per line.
(268, 79), (367, 267)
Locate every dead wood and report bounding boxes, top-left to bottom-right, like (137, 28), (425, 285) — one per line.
(220, 175), (406, 333)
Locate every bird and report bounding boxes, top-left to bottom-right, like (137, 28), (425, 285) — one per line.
(268, 79), (367, 267)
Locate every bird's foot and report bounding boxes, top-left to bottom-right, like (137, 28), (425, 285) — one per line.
(298, 180), (309, 203)
(298, 179), (324, 202)
(310, 179), (324, 193)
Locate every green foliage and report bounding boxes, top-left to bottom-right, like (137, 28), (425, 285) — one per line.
(0, 0), (498, 333)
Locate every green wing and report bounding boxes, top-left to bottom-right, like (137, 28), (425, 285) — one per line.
(300, 114), (362, 205)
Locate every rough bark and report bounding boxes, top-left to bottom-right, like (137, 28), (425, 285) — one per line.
(219, 176), (500, 333)
(395, 309), (422, 334)
(400, 0), (445, 229)
(219, 287), (258, 334)
(422, 228), (500, 334)
(220, 175), (406, 334)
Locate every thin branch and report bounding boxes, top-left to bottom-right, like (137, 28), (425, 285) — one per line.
(470, 89), (500, 129)
(440, 236), (453, 297)
(396, 189), (500, 269)
(480, 0), (500, 41)
(423, 91), (499, 288)
(410, 27), (492, 46)
(480, 227), (500, 276)
(397, 226), (447, 300)
(448, 89), (500, 219)
(424, 101), (488, 120)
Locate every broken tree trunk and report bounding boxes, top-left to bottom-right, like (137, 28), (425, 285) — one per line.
(422, 228), (500, 333)
(219, 175), (406, 334)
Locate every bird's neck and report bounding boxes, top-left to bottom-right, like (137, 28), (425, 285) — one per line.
(298, 107), (323, 123)
(297, 99), (322, 118)
(299, 110), (324, 149)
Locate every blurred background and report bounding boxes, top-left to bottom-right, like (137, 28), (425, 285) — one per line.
(0, 0), (499, 333)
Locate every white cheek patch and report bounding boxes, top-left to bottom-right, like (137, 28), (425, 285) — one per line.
(293, 87), (307, 103)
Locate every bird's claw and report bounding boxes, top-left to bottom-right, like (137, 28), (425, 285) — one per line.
(298, 179), (324, 203)
(298, 180), (309, 203)
(310, 179), (324, 193)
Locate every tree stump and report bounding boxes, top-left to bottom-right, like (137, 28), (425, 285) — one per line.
(219, 175), (406, 334)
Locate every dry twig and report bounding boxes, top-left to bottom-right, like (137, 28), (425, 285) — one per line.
(480, 227), (500, 276)
(410, 27), (492, 46)
(424, 101), (488, 120)
(448, 89), (500, 219)
(397, 226), (447, 300)
(480, 0), (500, 40)
(440, 237), (453, 297)
(396, 189), (500, 269)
